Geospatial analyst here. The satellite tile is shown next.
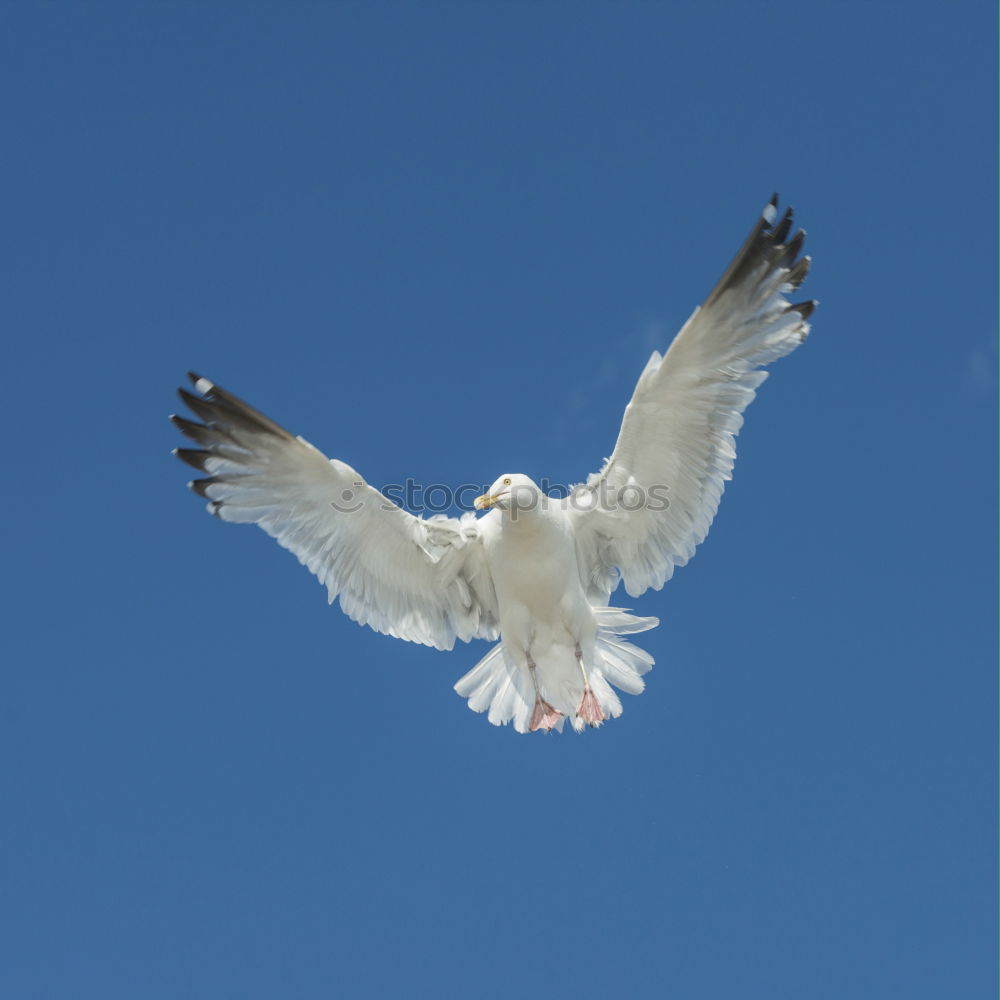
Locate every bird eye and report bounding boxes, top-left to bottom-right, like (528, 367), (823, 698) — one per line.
(503, 478), (511, 486)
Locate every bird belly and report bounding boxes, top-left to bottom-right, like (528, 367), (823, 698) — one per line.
(488, 523), (595, 657)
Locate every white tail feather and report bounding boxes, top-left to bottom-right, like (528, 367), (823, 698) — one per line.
(453, 608), (658, 733)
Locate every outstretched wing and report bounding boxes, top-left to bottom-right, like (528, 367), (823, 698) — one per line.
(172, 373), (499, 649)
(568, 195), (816, 601)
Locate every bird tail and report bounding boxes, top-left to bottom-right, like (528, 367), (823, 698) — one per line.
(453, 607), (658, 734)
(453, 642), (540, 732)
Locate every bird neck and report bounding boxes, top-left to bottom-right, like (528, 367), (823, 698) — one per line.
(501, 498), (545, 532)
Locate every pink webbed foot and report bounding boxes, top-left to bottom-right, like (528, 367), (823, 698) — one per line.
(529, 697), (563, 732)
(577, 686), (605, 727)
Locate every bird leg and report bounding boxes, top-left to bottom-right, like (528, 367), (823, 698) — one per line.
(527, 658), (562, 732)
(574, 643), (605, 727)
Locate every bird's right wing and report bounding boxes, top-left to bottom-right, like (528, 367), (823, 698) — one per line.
(172, 374), (499, 650)
(567, 196), (815, 601)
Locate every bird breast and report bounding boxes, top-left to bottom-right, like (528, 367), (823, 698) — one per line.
(486, 510), (584, 617)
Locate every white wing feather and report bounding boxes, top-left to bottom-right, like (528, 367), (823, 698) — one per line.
(173, 375), (499, 650)
(569, 196), (816, 600)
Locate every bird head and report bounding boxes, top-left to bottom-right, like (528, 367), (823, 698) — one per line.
(474, 473), (541, 514)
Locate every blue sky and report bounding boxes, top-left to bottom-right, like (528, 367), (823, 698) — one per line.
(2, 2), (995, 997)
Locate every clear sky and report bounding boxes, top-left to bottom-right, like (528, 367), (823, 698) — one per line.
(2, 2), (995, 997)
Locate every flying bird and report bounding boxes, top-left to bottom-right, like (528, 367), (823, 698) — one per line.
(172, 195), (815, 733)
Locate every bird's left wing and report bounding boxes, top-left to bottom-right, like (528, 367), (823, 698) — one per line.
(172, 374), (499, 650)
(567, 196), (816, 602)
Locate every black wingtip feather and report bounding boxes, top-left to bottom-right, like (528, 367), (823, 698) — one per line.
(171, 412), (203, 435)
(703, 194), (813, 311)
(785, 255), (811, 289)
(177, 386), (221, 426)
(190, 477), (216, 498)
(171, 412), (202, 436)
(172, 411), (245, 449)
(175, 448), (212, 471)
(177, 373), (295, 441)
(790, 300), (817, 320)
(771, 208), (794, 245)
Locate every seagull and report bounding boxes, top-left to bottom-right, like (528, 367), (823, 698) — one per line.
(172, 195), (815, 734)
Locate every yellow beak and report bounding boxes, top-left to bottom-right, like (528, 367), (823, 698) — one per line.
(473, 493), (496, 511)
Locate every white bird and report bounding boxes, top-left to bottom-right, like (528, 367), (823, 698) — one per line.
(173, 195), (815, 734)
